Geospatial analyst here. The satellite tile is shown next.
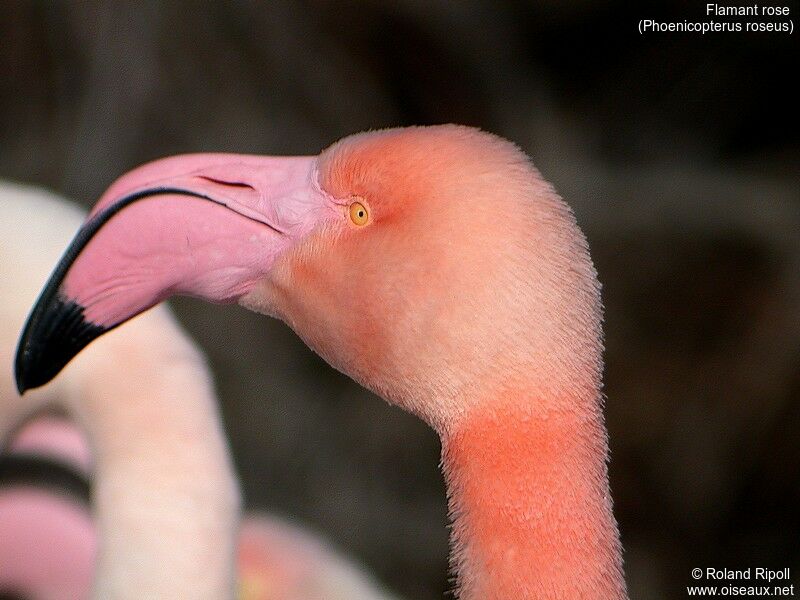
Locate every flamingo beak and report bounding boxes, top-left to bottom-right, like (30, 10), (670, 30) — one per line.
(15, 154), (335, 393)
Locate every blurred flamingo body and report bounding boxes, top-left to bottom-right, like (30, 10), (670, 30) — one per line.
(1, 182), (240, 599)
(1, 182), (396, 600)
(9, 414), (93, 473)
(17, 125), (627, 598)
(237, 514), (401, 600)
(0, 416), (95, 600)
(1, 415), (399, 600)
(0, 486), (95, 600)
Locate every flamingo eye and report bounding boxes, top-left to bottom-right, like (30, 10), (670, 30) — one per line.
(348, 200), (369, 226)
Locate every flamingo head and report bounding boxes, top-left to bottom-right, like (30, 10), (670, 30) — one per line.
(16, 126), (600, 428)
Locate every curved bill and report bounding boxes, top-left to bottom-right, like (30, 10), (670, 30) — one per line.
(15, 154), (334, 393)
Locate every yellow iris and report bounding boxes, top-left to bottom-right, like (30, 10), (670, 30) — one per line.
(349, 200), (369, 226)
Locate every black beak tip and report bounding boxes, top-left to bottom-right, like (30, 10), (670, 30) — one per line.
(14, 294), (108, 395)
(14, 355), (30, 396)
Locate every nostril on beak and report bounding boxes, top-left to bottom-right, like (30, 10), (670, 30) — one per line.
(196, 176), (257, 191)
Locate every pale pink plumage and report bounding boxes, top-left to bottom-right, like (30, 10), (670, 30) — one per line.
(0, 415), (397, 600)
(9, 415), (93, 473)
(2, 182), (239, 599)
(0, 416), (95, 600)
(0, 488), (95, 600)
(2, 181), (395, 599)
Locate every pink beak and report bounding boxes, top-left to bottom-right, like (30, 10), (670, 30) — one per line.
(16, 153), (337, 393)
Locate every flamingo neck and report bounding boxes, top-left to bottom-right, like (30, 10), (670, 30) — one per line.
(440, 390), (626, 600)
(68, 311), (241, 599)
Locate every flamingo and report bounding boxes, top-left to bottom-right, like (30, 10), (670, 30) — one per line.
(1, 414), (401, 600)
(16, 125), (627, 599)
(1, 182), (240, 599)
(236, 513), (402, 600)
(0, 415), (96, 600)
(6, 414), (92, 473)
(1, 183), (398, 600)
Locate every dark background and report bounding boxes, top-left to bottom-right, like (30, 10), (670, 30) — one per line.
(1, 2), (798, 598)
